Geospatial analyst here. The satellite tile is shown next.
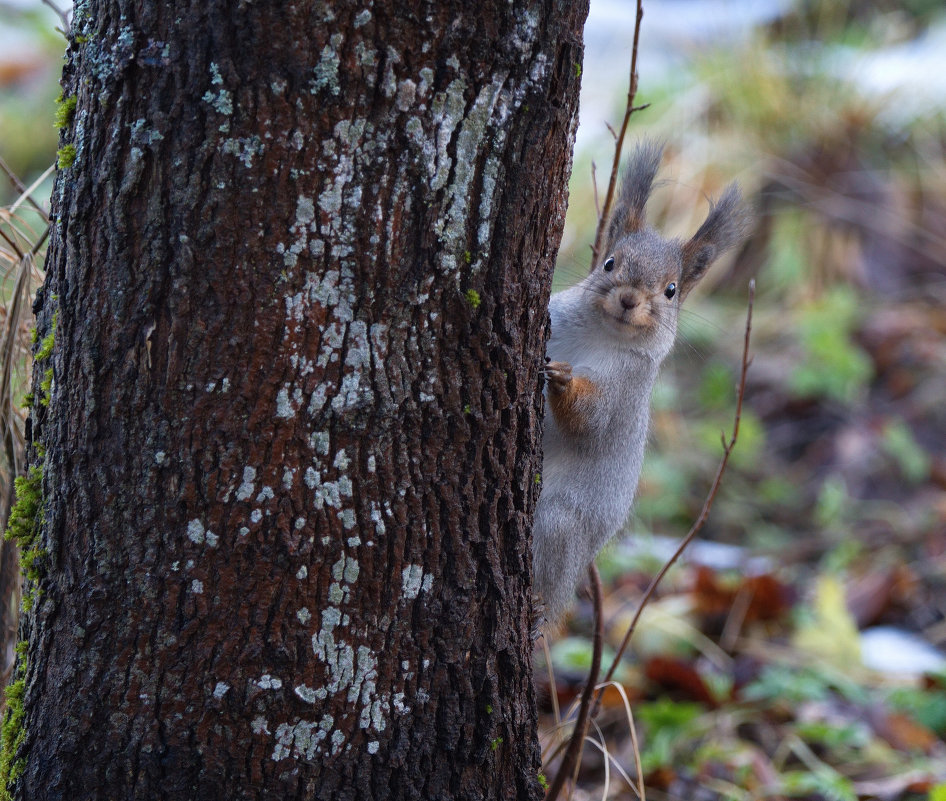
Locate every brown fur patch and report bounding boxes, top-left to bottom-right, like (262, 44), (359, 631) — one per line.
(548, 375), (599, 438)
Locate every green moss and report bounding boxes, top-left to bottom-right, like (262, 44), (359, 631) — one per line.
(54, 94), (77, 130)
(34, 312), (58, 408)
(0, 677), (26, 798)
(39, 369), (52, 408)
(538, 773), (549, 791)
(28, 328), (36, 345)
(573, 63), (582, 78)
(21, 394), (33, 410)
(463, 250), (472, 265)
(34, 311), (57, 362)
(5, 465), (45, 611)
(489, 736), (503, 751)
(5, 467), (41, 549)
(464, 289), (481, 310)
(56, 144), (77, 169)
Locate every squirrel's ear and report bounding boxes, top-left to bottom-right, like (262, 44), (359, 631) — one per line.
(679, 182), (747, 299)
(602, 141), (663, 257)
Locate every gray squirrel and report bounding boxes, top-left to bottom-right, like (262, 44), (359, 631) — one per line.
(532, 141), (747, 625)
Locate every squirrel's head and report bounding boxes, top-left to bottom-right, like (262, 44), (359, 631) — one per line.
(582, 141), (747, 356)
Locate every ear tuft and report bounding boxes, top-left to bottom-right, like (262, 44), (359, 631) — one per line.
(680, 181), (750, 297)
(602, 140), (664, 257)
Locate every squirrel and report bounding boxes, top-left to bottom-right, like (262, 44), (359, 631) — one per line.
(532, 141), (747, 625)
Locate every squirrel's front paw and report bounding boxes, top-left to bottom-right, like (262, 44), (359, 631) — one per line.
(543, 360), (573, 392)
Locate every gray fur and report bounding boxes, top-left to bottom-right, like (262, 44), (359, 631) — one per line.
(533, 146), (745, 625)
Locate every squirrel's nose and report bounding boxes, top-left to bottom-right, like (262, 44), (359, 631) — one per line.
(619, 290), (639, 311)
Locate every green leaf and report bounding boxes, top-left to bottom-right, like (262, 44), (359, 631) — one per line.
(781, 769), (856, 801)
(881, 419), (930, 484)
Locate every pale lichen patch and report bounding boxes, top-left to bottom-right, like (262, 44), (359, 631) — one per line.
(187, 519), (205, 544)
(235, 466), (257, 501)
(312, 40), (342, 96)
(295, 195), (316, 226)
(429, 78), (467, 192)
(282, 467), (296, 490)
(294, 684), (319, 704)
(275, 387), (296, 418)
(212, 682), (230, 699)
(221, 135), (264, 167)
(401, 564), (425, 599)
(257, 674), (283, 690)
(272, 717), (331, 761)
(252, 716), (270, 735)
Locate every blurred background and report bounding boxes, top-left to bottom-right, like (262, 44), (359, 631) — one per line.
(2, 0), (946, 797)
(551, 1), (946, 797)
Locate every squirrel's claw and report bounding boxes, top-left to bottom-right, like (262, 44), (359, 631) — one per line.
(543, 360), (573, 391)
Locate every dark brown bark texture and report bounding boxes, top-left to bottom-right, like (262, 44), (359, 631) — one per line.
(16, 1), (588, 799)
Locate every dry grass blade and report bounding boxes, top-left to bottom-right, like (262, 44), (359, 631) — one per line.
(0, 162), (50, 709)
(597, 680), (645, 800)
(0, 252), (35, 476)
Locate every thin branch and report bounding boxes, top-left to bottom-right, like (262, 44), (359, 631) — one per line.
(590, 0), (645, 268)
(591, 161), (600, 220)
(0, 156), (47, 219)
(545, 564), (604, 801)
(9, 163), (54, 222)
(30, 225), (51, 259)
(0, 227), (22, 260)
(596, 279), (756, 705)
(41, 0), (72, 37)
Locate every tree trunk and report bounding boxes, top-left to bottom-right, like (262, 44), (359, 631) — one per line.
(5, 1), (588, 799)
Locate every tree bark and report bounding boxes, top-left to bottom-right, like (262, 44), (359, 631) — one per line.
(6, 0), (588, 799)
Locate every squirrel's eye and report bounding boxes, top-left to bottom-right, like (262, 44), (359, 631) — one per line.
(603, 256), (615, 272)
(664, 282), (677, 299)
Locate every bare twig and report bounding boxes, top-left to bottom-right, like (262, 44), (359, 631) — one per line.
(591, 162), (600, 220)
(41, 0), (72, 37)
(9, 163), (54, 222)
(590, 0), (645, 268)
(0, 156), (48, 219)
(545, 564), (604, 801)
(597, 279), (756, 702)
